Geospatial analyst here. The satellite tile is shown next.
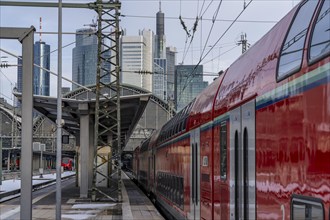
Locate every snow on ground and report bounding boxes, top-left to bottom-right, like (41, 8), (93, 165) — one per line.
(62, 214), (97, 220)
(0, 171), (75, 194)
(72, 203), (117, 209)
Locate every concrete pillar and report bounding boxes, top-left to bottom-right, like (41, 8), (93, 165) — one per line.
(74, 134), (80, 187)
(19, 27), (35, 220)
(7, 150), (11, 171)
(75, 148), (79, 187)
(79, 103), (89, 198)
(88, 119), (94, 190)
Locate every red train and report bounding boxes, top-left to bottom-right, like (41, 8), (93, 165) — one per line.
(61, 157), (73, 171)
(133, 0), (330, 219)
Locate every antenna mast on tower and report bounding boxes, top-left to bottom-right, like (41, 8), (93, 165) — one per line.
(39, 17), (42, 42)
(237, 33), (250, 54)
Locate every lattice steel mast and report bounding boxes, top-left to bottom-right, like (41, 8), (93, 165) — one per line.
(92, 0), (122, 202)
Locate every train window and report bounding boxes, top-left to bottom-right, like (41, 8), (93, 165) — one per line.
(161, 173), (165, 195)
(158, 173), (161, 191)
(180, 177), (184, 209)
(175, 124), (179, 134)
(176, 176), (180, 205)
(171, 176), (175, 202)
(183, 117), (188, 130)
(166, 173), (170, 198)
(220, 122), (227, 180)
(277, 0), (318, 81)
(291, 196), (324, 220)
(173, 175), (176, 203)
(309, 0), (330, 62)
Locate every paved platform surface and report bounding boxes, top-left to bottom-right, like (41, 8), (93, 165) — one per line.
(0, 172), (165, 220)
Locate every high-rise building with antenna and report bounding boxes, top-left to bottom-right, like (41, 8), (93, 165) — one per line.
(153, 1), (167, 100)
(155, 1), (166, 59)
(34, 17), (51, 96)
(16, 18), (50, 107)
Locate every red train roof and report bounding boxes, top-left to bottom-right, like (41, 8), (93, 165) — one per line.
(213, 4), (297, 116)
(188, 74), (225, 129)
(186, 3), (298, 124)
(149, 129), (161, 149)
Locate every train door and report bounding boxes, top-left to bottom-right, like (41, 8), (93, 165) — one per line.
(153, 153), (156, 193)
(229, 100), (256, 220)
(148, 156), (151, 194)
(189, 128), (201, 220)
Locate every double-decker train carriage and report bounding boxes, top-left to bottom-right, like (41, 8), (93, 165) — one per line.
(132, 0), (330, 219)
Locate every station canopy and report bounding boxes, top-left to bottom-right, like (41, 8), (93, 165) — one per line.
(14, 84), (152, 147)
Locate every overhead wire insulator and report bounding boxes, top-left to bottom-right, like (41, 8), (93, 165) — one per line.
(190, 16), (199, 43)
(179, 15), (191, 37)
(192, 16), (199, 33)
(0, 63), (9, 68)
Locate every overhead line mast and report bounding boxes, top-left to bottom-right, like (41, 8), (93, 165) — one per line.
(0, 0), (123, 203)
(92, 0), (122, 202)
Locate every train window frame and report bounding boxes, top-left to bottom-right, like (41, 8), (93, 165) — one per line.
(180, 177), (184, 209)
(220, 121), (228, 180)
(290, 194), (324, 220)
(277, 0), (319, 82)
(308, 0), (330, 64)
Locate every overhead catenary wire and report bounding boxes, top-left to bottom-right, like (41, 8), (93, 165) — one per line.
(181, 0), (215, 64)
(187, 0), (253, 74)
(0, 68), (14, 86)
(180, 0), (205, 63)
(201, 45), (239, 65)
(0, 48), (92, 92)
(200, 0), (223, 58)
(178, 0), (254, 100)
(0, 68), (15, 101)
(34, 30), (97, 60)
(176, 42), (236, 53)
(179, 0), (191, 64)
(121, 14), (278, 24)
(200, 0), (254, 61)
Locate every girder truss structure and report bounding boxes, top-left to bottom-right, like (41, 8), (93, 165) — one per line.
(92, 0), (122, 202)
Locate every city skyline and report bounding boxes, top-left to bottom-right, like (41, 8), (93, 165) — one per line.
(0, 0), (300, 104)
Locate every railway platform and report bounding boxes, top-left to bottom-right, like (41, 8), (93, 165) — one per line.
(0, 171), (164, 220)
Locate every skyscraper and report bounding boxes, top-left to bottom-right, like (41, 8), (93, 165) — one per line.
(155, 2), (166, 59)
(72, 28), (97, 90)
(153, 58), (166, 99)
(153, 2), (167, 100)
(16, 41), (50, 99)
(72, 28), (110, 90)
(120, 29), (154, 91)
(175, 65), (208, 111)
(34, 41), (50, 96)
(166, 46), (177, 101)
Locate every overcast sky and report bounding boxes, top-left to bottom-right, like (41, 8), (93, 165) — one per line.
(0, 0), (300, 104)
